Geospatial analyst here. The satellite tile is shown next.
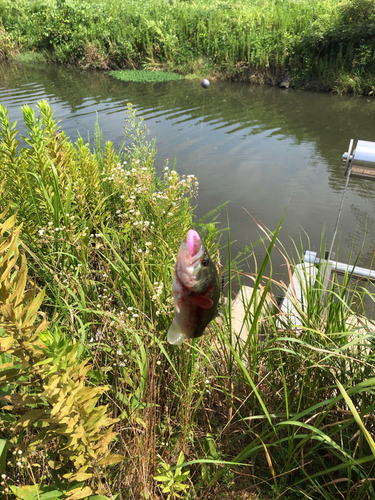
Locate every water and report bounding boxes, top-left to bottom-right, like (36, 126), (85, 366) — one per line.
(2, 61), (375, 285)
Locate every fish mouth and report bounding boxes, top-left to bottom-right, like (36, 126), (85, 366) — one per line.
(188, 238), (204, 267)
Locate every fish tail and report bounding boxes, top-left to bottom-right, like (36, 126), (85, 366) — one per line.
(167, 319), (186, 345)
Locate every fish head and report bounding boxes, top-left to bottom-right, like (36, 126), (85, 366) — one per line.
(175, 235), (216, 294)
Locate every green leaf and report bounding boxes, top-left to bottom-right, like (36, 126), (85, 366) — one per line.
(39, 489), (64, 500)
(336, 378), (375, 456)
(96, 454), (124, 466)
(10, 484), (39, 500)
(154, 474), (171, 482)
(173, 483), (188, 491)
(176, 451), (185, 467)
(88, 496), (112, 500)
(174, 474), (189, 482)
(34, 357), (54, 367)
(0, 438), (9, 474)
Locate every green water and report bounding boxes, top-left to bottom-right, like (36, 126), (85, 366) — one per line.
(1, 62), (375, 283)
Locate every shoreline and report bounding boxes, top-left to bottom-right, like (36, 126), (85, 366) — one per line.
(2, 52), (373, 97)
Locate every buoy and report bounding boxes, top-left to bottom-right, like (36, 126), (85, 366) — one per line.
(201, 79), (210, 89)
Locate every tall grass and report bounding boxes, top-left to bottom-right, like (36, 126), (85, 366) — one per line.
(1, 101), (375, 499)
(1, 0), (375, 93)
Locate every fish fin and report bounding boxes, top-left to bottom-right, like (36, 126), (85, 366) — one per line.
(167, 319), (186, 346)
(190, 294), (213, 309)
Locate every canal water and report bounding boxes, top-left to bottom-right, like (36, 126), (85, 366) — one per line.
(1, 61), (375, 289)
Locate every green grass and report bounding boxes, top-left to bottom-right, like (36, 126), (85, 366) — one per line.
(1, 0), (375, 93)
(110, 69), (183, 83)
(1, 101), (375, 499)
(13, 50), (47, 63)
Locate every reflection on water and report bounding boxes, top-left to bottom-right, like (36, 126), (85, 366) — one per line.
(2, 61), (375, 281)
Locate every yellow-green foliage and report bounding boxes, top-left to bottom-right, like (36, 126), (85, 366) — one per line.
(0, 26), (14, 61)
(0, 207), (48, 365)
(0, 206), (123, 497)
(0, 101), (106, 233)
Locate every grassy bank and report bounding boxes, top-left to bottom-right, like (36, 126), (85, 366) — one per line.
(1, 0), (375, 94)
(0, 102), (375, 499)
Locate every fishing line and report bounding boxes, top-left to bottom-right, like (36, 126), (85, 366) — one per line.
(326, 139), (354, 262)
(196, 0), (213, 183)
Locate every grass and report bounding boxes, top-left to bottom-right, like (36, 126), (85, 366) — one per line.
(1, 0), (375, 94)
(13, 51), (47, 63)
(0, 101), (375, 499)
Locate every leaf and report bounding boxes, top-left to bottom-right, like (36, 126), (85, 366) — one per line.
(34, 357), (54, 367)
(63, 471), (93, 482)
(16, 409), (46, 428)
(39, 489), (64, 500)
(0, 438), (9, 474)
(173, 483), (189, 492)
(10, 484), (40, 500)
(174, 473), (190, 482)
(96, 454), (124, 467)
(88, 497), (112, 500)
(64, 486), (94, 500)
(176, 451), (185, 467)
(336, 378), (375, 456)
(0, 336), (15, 352)
(154, 474), (171, 482)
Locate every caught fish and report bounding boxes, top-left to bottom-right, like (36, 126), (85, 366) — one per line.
(167, 229), (220, 345)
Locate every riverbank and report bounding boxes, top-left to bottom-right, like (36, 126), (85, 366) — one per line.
(1, 0), (375, 95)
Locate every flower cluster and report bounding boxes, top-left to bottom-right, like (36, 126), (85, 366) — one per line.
(152, 281), (164, 301)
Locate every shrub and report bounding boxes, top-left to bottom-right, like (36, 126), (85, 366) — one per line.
(0, 205), (122, 498)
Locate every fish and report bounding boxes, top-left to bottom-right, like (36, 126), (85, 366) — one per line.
(167, 229), (220, 345)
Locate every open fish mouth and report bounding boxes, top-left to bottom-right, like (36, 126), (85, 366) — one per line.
(187, 229), (204, 266)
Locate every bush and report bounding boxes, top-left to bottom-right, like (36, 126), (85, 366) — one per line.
(0, 205), (122, 499)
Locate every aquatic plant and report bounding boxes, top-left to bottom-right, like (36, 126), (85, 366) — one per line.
(110, 69), (183, 83)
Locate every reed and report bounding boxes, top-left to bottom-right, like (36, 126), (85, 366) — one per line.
(1, 102), (375, 499)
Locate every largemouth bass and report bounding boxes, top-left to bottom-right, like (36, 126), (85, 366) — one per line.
(167, 230), (220, 345)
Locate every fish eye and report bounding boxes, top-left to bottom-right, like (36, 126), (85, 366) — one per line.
(202, 258), (209, 267)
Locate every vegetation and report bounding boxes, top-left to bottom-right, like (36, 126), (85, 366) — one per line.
(1, 0), (375, 93)
(109, 70), (183, 83)
(0, 208), (123, 498)
(0, 101), (375, 499)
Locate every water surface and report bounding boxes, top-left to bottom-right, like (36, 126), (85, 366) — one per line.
(1, 62), (375, 285)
